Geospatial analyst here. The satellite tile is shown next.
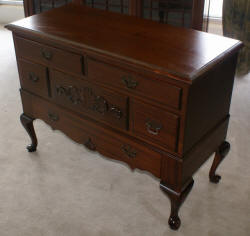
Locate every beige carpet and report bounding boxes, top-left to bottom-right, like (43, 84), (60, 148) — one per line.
(0, 25), (250, 236)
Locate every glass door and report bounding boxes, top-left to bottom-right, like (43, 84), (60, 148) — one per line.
(33, 0), (73, 14)
(141, 0), (194, 28)
(85, 0), (129, 14)
(27, 0), (129, 16)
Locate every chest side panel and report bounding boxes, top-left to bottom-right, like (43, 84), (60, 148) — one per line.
(183, 54), (238, 154)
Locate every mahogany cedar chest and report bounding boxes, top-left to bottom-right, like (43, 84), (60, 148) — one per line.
(5, 3), (243, 230)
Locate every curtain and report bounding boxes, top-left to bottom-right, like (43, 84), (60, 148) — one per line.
(223, 0), (250, 75)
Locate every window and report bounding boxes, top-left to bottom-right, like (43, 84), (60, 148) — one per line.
(0, 0), (23, 5)
(205, 0), (223, 19)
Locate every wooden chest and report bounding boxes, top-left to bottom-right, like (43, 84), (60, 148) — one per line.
(6, 3), (243, 230)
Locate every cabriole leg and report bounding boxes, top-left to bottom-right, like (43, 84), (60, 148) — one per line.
(160, 178), (194, 230)
(209, 141), (230, 183)
(20, 113), (37, 152)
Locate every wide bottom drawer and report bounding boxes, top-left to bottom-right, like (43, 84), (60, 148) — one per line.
(20, 90), (163, 178)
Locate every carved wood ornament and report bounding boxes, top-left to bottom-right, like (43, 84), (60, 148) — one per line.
(56, 85), (122, 119)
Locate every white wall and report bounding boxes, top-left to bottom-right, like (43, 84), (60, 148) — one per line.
(0, 5), (24, 24)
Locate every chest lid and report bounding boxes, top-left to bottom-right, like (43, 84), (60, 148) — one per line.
(5, 3), (243, 83)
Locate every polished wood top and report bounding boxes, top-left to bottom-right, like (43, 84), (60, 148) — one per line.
(6, 3), (242, 82)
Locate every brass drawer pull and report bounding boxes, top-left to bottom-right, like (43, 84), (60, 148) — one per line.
(28, 72), (39, 82)
(84, 138), (96, 151)
(41, 48), (53, 60)
(48, 112), (59, 122)
(110, 106), (122, 119)
(93, 96), (109, 114)
(146, 120), (162, 135)
(122, 75), (138, 89)
(122, 144), (137, 158)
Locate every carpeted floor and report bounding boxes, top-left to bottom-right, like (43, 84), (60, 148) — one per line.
(0, 24), (250, 236)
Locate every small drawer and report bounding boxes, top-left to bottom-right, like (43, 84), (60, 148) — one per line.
(15, 37), (84, 76)
(88, 58), (182, 109)
(96, 135), (162, 178)
(18, 59), (49, 98)
(131, 100), (179, 152)
(20, 90), (162, 178)
(51, 70), (129, 130)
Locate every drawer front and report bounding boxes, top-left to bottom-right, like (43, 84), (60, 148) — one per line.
(18, 59), (49, 98)
(88, 58), (182, 109)
(21, 90), (162, 178)
(51, 70), (128, 130)
(131, 101), (179, 152)
(15, 37), (84, 76)
(97, 135), (162, 178)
